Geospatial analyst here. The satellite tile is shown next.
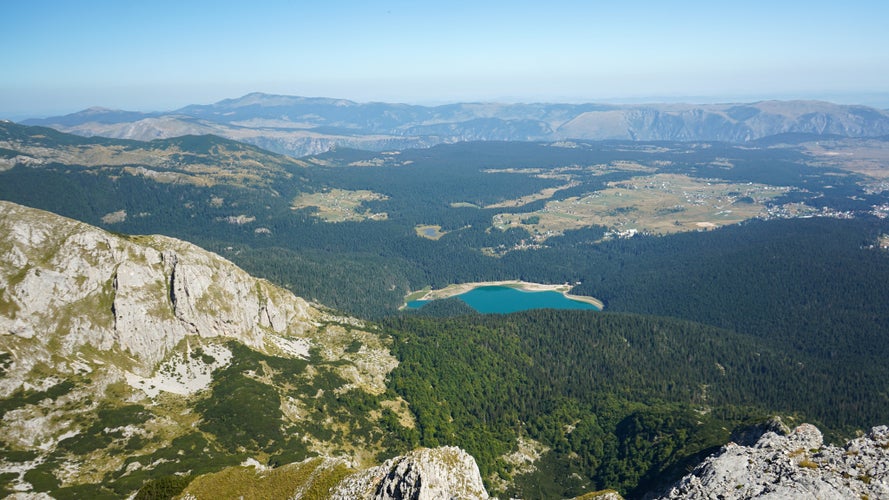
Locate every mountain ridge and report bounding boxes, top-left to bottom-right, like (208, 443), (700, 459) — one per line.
(0, 200), (422, 497)
(0, 120), (301, 191)
(0, 199), (327, 378)
(23, 93), (889, 157)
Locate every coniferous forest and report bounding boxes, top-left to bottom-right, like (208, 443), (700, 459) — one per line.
(2, 125), (889, 497)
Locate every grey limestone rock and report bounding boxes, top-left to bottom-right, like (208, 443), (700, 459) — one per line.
(657, 423), (889, 499)
(0, 200), (315, 380)
(330, 446), (489, 500)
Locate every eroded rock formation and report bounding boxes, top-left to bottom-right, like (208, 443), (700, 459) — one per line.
(658, 423), (889, 499)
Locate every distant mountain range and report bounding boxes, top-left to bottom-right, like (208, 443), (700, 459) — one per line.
(22, 93), (889, 157)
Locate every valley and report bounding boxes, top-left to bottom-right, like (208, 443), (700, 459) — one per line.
(2, 109), (889, 498)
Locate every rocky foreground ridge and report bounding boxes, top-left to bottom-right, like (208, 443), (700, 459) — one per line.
(172, 446), (489, 500)
(0, 201), (487, 497)
(334, 446), (488, 499)
(655, 421), (889, 499)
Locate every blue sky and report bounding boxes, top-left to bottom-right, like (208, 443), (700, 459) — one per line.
(3, 0), (889, 118)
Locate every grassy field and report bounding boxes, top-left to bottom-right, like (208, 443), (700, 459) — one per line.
(291, 189), (388, 222)
(803, 138), (889, 179)
(485, 182), (579, 209)
(801, 138), (889, 194)
(493, 173), (787, 240)
(179, 458), (353, 500)
(483, 161), (655, 209)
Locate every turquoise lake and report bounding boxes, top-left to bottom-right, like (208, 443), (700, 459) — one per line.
(407, 285), (601, 314)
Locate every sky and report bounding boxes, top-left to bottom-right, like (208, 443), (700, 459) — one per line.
(3, 0), (889, 119)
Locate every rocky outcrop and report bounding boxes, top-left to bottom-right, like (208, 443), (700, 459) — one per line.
(0, 200), (319, 379)
(330, 446), (489, 499)
(0, 201), (405, 496)
(656, 423), (889, 499)
(175, 446), (489, 500)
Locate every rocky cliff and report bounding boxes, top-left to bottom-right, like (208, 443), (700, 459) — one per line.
(0, 201), (411, 497)
(332, 446), (489, 499)
(0, 199), (319, 378)
(172, 446), (489, 499)
(0, 200), (494, 498)
(656, 422), (889, 499)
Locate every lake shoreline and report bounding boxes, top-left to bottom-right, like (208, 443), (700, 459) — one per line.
(406, 280), (604, 310)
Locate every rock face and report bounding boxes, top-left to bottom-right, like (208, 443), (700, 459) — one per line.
(330, 446), (489, 500)
(177, 447), (489, 500)
(0, 200), (318, 379)
(656, 423), (889, 499)
(0, 200), (404, 496)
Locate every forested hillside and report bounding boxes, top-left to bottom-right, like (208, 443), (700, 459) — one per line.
(3, 123), (889, 497)
(383, 308), (885, 498)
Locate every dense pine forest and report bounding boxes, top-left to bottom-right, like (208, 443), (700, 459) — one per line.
(3, 126), (889, 497)
(383, 289), (889, 496)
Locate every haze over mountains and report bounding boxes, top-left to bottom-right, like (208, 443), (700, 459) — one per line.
(23, 93), (889, 157)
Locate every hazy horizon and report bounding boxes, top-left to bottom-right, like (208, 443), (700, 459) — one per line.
(7, 90), (889, 123)
(4, 1), (889, 119)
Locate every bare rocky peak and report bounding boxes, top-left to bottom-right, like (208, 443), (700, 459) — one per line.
(0, 200), (374, 382)
(656, 422), (889, 499)
(330, 446), (489, 500)
(176, 446), (490, 499)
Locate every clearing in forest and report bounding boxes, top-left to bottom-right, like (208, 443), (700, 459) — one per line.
(493, 173), (788, 240)
(291, 189), (388, 222)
